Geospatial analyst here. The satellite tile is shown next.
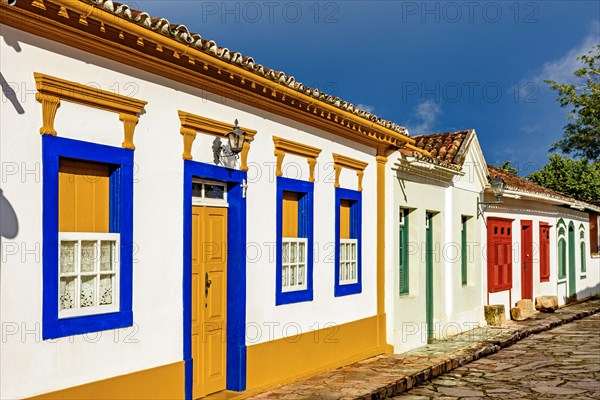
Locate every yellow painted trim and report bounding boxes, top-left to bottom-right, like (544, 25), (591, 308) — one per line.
(332, 153), (369, 191)
(2, 1), (423, 152)
(272, 136), (322, 182)
(34, 72), (147, 149)
(28, 361), (184, 399)
(245, 315), (392, 394)
(177, 110), (257, 171)
(376, 145), (394, 348)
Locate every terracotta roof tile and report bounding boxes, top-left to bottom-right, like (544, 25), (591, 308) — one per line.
(487, 165), (598, 210)
(409, 130), (474, 169)
(82, 0), (409, 136)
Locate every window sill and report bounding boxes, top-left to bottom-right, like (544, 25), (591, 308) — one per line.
(44, 310), (133, 339)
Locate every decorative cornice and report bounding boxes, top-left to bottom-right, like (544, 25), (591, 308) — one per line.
(34, 72), (147, 149)
(0, 0), (427, 153)
(177, 110), (256, 171)
(332, 153), (368, 191)
(272, 136), (322, 182)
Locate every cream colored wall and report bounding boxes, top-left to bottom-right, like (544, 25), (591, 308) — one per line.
(386, 145), (486, 353)
(0, 25), (378, 398)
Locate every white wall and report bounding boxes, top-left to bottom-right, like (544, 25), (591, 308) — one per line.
(0, 25), (378, 397)
(482, 196), (599, 317)
(386, 145), (486, 353)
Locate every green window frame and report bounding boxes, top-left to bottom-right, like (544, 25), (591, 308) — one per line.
(461, 216), (468, 286)
(399, 208), (409, 295)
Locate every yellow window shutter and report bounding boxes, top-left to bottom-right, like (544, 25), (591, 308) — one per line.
(340, 200), (351, 239)
(282, 191), (299, 238)
(58, 159), (110, 233)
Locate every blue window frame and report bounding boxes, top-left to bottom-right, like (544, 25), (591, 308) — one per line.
(334, 188), (362, 297)
(276, 176), (314, 305)
(42, 135), (133, 339)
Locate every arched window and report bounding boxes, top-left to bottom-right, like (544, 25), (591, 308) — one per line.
(557, 220), (567, 280)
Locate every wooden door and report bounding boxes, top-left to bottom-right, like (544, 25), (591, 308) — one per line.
(425, 212), (433, 341)
(192, 206), (228, 398)
(568, 224), (576, 298)
(487, 218), (514, 293)
(520, 221), (533, 300)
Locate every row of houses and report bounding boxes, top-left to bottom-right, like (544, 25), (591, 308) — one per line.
(0, 0), (598, 399)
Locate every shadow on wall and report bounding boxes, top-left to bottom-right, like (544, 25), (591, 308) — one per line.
(0, 72), (25, 114)
(1, 188), (19, 239)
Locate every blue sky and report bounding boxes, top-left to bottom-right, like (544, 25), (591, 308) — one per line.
(133, 0), (599, 174)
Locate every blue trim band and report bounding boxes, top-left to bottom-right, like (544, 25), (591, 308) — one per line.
(334, 187), (362, 297)
(42, 135), (134, 339)
(183, 161), (247, 399)
(275, 176), (314, 305)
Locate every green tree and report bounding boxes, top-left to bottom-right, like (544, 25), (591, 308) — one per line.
(527, 154), (600, 203)
(497, 161), (518, 174)
(545, 44), (600, 161)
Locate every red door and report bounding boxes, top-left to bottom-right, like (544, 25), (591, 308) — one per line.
(487, 217), (514, 293)
(521, 220), (533, 300)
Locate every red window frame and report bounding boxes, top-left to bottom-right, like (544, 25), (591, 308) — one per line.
(539, 222), (551, 282)
(487, 217), (514, 292)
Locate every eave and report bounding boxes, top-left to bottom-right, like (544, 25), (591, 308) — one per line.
(1, 0), (428, 153)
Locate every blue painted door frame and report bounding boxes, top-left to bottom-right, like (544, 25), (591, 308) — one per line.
(183, 160), (247, 399)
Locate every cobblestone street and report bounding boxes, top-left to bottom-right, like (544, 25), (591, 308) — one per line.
(393, 313), (600, 399)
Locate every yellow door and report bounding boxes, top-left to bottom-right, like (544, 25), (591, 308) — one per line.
(192, 206), (228, 399)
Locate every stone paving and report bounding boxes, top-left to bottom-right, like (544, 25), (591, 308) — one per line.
(247, 299), (600, 400)
(392, 313), (600, 399)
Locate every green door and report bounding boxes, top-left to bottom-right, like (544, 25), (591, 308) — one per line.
(568, 223), (576, 298)
(426, 212), (434, 341)
(399, 208), (409, 295)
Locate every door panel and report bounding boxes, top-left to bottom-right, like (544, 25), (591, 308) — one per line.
(568, 225), (576, 298)
(425, 212), (433, 341)
(192, 206), (228, 399)
(521, 221), (533, 300)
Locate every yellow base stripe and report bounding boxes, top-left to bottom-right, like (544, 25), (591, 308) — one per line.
(246, 315), (392, 392)
(28, 361), (184, 400)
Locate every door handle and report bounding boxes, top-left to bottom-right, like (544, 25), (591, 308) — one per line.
(205, 272), (212, 298)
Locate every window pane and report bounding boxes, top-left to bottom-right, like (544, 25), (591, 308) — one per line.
(340, 244), (346, 261)
(81, 241), (97, 272)
(99, 274), (113, 305)
(191, 182), (203, 198)
(298, 264), (305, 285)
(80, 276), (96, 307)
(290, 265), (296, 286)
(351, 262), (357, 279)
(59, 277), (76, 310)
(100, 241), (115, 271)
(299, 242), (305, 263)
(204, 184), (225, 199)
(60, 241), (77, 274)
(283, 242), (289, 264)
(346, 243), (351, 261)
(282, 265), (289, 288)
(352, 243), (357, 261)
(290, 242), (297, 263)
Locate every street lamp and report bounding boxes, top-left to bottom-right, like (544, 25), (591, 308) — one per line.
(477, 176), (506, 218)
(214, 119), (245, 166)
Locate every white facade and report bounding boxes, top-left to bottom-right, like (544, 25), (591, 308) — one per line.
(483, 194), (600, 317)
(0, 24), (381, 398)
(386, 133), (488, 353)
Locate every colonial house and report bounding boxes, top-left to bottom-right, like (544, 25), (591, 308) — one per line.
(386, 130), (488, 353)
(0, 0), (432, 398)
(484, 166), (600, 317)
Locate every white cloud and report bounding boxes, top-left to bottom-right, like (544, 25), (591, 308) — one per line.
(533, 20), (599, 84)
(356, 103), (375, 113)
(406, 100), (442, 134)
